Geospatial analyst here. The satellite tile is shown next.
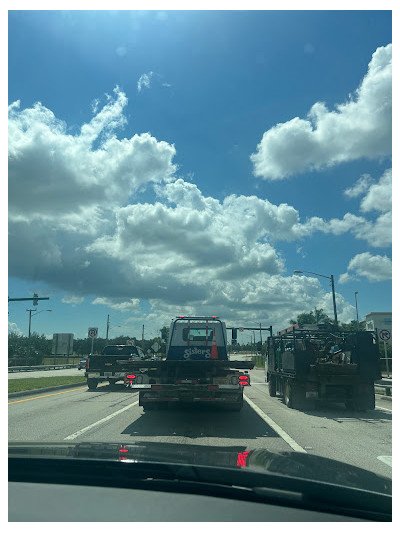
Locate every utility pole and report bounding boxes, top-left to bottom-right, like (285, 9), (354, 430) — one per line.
(27, 309), (34, 338)
(106, 314), (110, 340)
(355, 292), (359, 325)
(142, 324), (145, 350)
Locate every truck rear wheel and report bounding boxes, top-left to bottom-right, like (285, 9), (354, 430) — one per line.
(87, 379), (98, 390)
(284, 381), (293, 408)
(346, 383), (375, 411)
(268, 375), (276, 397)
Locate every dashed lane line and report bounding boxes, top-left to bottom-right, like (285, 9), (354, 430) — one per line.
(377, 456), (392, 467)
(244, 395), (307, 454)
(64, 399), (140, 441)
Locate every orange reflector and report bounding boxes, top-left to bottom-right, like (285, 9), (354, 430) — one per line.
(207, 385), (218, 390)
(152, 385), (162, 390)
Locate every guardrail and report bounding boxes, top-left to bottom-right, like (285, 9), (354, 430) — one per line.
(375, 379), (392, 397)
(8, 364), (78, 373)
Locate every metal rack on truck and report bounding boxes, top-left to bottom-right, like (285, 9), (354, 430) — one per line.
(266, 326), (381, 411)
(117, 316), (254, 411)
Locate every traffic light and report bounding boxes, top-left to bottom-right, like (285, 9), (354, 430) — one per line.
(33, 293), (39, 306)
(232, 328), (237, 345)
(161, 328), (168, 341)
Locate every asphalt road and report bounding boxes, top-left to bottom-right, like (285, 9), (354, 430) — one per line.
(8, 367), (392, 481)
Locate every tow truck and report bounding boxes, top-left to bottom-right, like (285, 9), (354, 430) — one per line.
(118, 316), (254, 411)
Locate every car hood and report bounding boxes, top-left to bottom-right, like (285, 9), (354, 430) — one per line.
(8, 440), (391, 495)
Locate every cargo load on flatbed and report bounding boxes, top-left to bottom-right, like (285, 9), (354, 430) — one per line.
(117, 316), (254, 411)
(266, 327), (381, 411)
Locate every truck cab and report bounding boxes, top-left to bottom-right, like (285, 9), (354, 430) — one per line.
(167, 316), (228, 360)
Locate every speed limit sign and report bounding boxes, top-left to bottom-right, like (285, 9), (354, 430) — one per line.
(88, 327), (98, 338)
(379, 329), (391, 342)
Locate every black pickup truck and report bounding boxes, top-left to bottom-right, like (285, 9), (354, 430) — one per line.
(85, 345), (145, 389)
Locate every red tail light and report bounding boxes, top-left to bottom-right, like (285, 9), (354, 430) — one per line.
(237, 451), (251, 467)
(239, 375), (249, 386)
(85, 358), (89, 369)
(126, 375), (136, 379)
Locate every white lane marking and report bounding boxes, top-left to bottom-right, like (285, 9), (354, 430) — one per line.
(244, 396), (307, 454)
(376, 405), (392, 413)
(377, 456), (392, 467)
(64, 399), (139, 440)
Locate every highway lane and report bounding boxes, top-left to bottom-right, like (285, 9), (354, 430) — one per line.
(8, 368), (392, 481)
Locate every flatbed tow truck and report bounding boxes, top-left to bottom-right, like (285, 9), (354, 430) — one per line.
(117, 316), (254, 411)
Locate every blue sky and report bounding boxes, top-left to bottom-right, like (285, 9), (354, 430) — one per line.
(7, 9), (392, 342)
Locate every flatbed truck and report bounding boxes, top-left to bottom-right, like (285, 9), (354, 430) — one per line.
(117, 316), (254, 411)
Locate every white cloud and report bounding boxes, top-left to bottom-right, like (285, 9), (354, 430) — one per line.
(92, 297), (140, 312)
(250, 44), (392, 180)
(8, 88), (386, 332)
(8, 86), (177, 227)
(137, 71), (154, 92)
(344, 174), (373, 198)
(9, 322), (23, 335)
(360, 168), (392, 213)
(343, 252), (392, 282)
(62, 295), (84, 305)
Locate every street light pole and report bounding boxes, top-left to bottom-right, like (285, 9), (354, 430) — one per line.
(27, 309), (52, 338)
(354, 291), (359, 321)
(293, 270), (338, 328)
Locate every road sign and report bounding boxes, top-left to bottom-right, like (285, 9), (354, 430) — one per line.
(126, 339), (135, 346)
(88, 327), (98, 338)
(379, 329), (391, 342)
(152, 342), (160, 352)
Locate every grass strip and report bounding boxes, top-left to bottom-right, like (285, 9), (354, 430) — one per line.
(8, 376), (87, 393)
(251, 355), (265, 368)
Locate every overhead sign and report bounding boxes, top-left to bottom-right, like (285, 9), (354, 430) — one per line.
(126, 339), (135, 346)
(88, 327), (98, 339)
(379, 329), (391, 342)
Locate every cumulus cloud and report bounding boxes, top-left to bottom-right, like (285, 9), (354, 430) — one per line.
(9, 322), (23, 335)
(250, 44), (392, 180)
(360, 168), (392, 213)
(92, 297), (140, 312)
(8, 86), (177, 226)
(344, 174), (374, 198)
(8, 88), (379, 331)
(343, 252), (392, 282)
(301, 168), (392, 248)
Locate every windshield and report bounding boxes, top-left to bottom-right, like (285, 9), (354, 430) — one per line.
(8, 9), (392, 507)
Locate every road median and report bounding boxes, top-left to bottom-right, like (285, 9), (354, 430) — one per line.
(8, 376), (87, 398)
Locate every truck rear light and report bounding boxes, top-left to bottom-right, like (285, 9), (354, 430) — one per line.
(239, 375), (249, 385)
(207, 385), (218, 390)
(85, 358), (89, 369)
(126, 375), (136, 379)
(152, 385), (163, 390)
